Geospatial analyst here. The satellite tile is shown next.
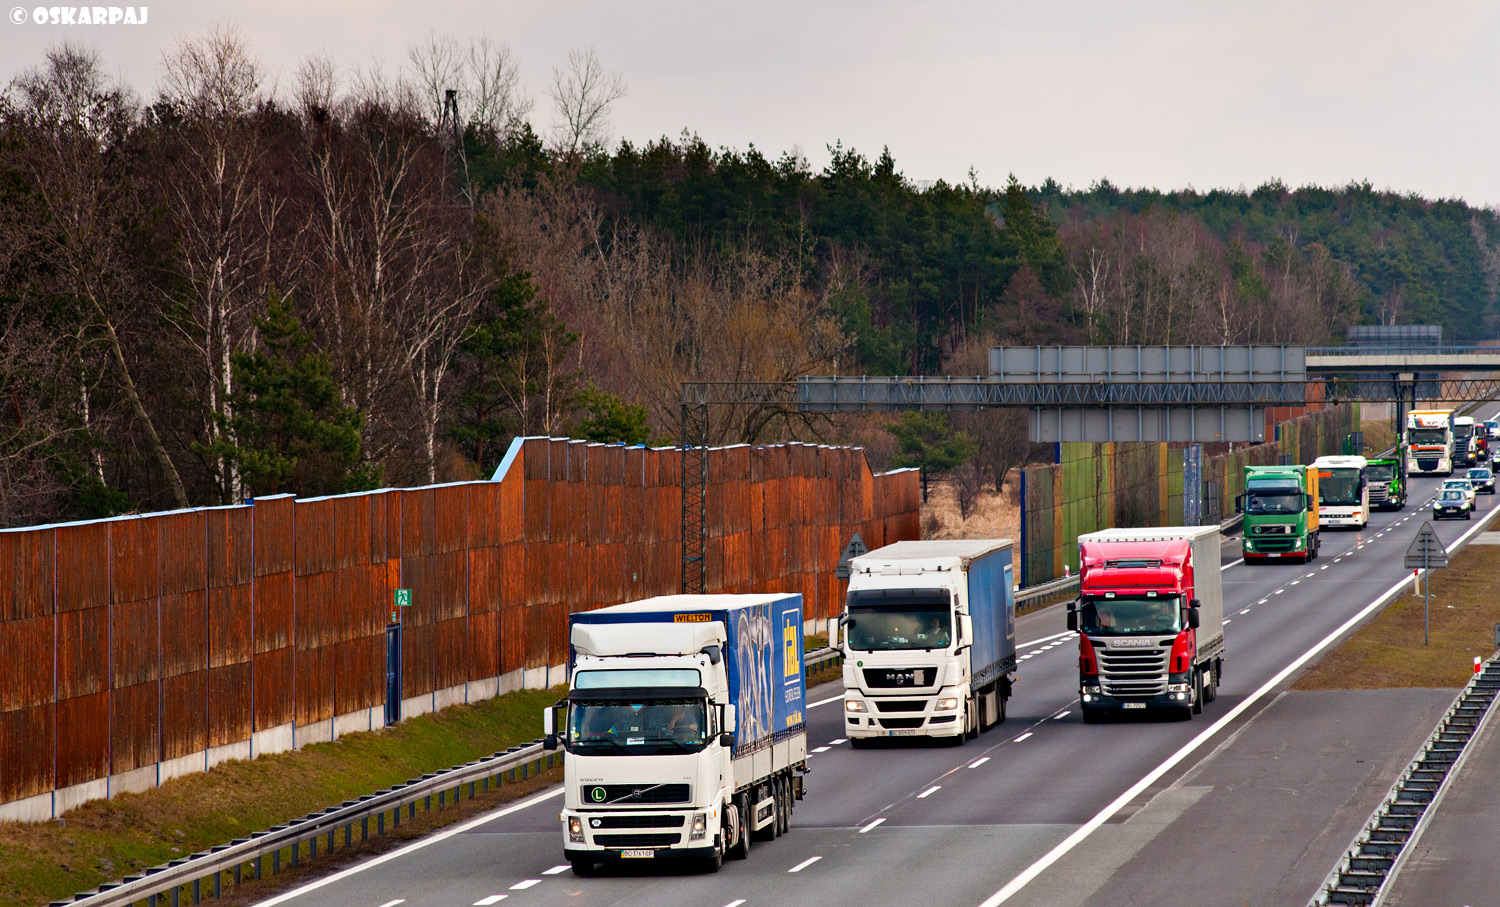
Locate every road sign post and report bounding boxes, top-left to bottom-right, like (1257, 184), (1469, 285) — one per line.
(1404, 523), (1448, 646)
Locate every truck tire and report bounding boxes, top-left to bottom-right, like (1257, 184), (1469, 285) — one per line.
(965, 697), (980, 741)
(731, 795), (753, 858)
(1191, 669), (1203, 715)
(702, 834), (724, 873)
(850, 736), (872, 749)
(776, 776), (791, 836)
(570, 857), (595, 877)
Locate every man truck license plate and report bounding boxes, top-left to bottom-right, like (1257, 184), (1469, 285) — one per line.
(1123, 702), (1146, 709)
(620, 849), (655, 858)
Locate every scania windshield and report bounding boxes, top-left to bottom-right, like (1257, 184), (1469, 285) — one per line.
(1318, 468), (1363, 506)
(1079, 595), (1183, 636)
(1364, 463), (1396, 483)
(845, 588), (952, 651)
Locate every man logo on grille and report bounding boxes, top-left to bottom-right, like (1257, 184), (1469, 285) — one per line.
(590, 786), (606, 802)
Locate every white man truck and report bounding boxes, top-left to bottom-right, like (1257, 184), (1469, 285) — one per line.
(840, 540), (1016, 745)
(544, 594), (807, 875)
(1068, 526), (1225, 722)
(1406, 410), (1454, 476)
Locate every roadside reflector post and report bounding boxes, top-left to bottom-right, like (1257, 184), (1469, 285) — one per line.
(1413, 570), (1420, 595)
(1476, 656), (1483, 674)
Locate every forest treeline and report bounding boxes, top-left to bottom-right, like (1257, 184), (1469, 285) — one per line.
(3, 29), (1498, 527)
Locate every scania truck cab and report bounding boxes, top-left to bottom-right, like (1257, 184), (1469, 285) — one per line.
(1406, 410), (1454, 476)
(1313, 455), (1370, 529)
(1069, 527), (1225, 722)
(1363, 456), (1407, 510)
(1454, 416), (1478, 468)
(1239, 465), (1320, 563)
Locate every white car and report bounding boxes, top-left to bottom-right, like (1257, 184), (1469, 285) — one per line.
(1440, 478), (1477, 511)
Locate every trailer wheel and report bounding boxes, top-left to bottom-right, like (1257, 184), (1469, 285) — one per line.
(731, 794), (754, 857)
(776, 776), (791, 835)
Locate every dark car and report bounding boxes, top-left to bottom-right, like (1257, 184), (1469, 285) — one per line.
(1469, 467), (1496, 494)
(1435, 489), (1471, 520)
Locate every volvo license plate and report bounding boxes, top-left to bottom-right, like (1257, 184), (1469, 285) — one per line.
(1122, 702), (1146, 710)
(619, 849), (656, 859)
(1267, 553), (1282, 558)
(886, 729), (918, 736)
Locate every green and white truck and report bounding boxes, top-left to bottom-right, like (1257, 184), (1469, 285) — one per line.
(1363, 454), (1407, 511)
(1238, 465), (1321, 563)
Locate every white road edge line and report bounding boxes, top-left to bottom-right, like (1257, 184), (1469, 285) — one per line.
(859, 818), (885, 833)
(918, 786), (941, 798)
(788, 856), (823, 872)
(974, 502), (1500, 907)
(250, 788), (565, 905)
(809, 694), (844, 709)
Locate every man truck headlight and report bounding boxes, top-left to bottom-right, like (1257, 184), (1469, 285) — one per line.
(690, 812), (707, 840)
(935, 697), (959, 711)
(844, 699), (865, 712)
(568, 815), (584, 842)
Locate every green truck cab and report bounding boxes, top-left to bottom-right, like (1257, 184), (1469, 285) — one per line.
(1363, 454), (1407, 510)
(1238, 465), (1321, 564)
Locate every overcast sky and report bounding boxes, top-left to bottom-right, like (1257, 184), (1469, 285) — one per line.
(4, 0), (1498, 205)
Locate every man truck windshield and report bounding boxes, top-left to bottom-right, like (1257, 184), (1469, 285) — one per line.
(1318, 468), (1363, 506)
(568, 698), (708, 756)
(846, 606), (951, 651)
(1409, 428), (1447, 445)
(1079, 596), (1182, 635)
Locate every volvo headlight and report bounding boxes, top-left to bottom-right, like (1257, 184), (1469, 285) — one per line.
(568, 815), (584, 842)
(935, 697), (959, 711)
(845, 699), (866, 712)
(690, 812), (707, 840)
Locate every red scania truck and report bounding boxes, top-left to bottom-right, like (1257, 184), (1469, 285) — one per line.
(1067, 526), (1225, 722)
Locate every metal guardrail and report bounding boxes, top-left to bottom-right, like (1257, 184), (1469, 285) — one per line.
(59, 742), (561, 907)
(61, 640), (854, 907)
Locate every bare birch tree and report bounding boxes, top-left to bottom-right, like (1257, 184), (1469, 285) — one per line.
(548, 46), (626, 156)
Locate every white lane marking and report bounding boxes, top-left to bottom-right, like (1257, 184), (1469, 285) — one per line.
(1257, 598), (1269, 605)
(969, 757), (990, 768)
(1224, 619), (1232, 624)
(831, 738), (848, 745)
(1020, 655), (1033, 661)
(1014, 732), (1033, 742)
(474, 898), (507, 906)
(1238, 609), (1249, 615)
(859, 818), (885, 833)
(1022, 629), (1077, 648)
(789, 856), (823, 872)
(509, 880), (541, 891)
(1274, 589), (1284, 594)
(378, 901), (406, 907)
(1222, 558), (1245, 569)
(542, 865), (569, 875)
(809, 694), (844, 709)
(1290, 580), (1300, 586)
(1054, 710), (1071, 720)
(812, 746), (830, 753)
(974, 500), (1500, 907)
(725, 901), (747, 907)
(1320, 565), (1329, 570)
(918, 786), (941, 799)
(252, 788), (565, 905)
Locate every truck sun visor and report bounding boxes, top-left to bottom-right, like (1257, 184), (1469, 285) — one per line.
(846, 588), (952, 608)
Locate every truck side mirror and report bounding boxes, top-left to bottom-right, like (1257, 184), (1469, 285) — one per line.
(719, 732), (735, 748)
(543, 702), (562, 750)
(1188, 609), (1201, 630)
(1189, 598), (1201, 609)
(1234, 493), (1244, 514)
(722, 703), (737, 734)
(1066, 611), (1078, 631)
(958, 614), (973, 648)
(1303, 493), (1313, 510)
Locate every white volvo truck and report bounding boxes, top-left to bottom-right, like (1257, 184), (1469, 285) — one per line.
(544, 594), (807, 875)
(840, 540), (1016, 745)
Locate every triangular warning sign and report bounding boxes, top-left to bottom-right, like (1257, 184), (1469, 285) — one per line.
(1404, 521), (1449, 569)
(835, 532), (869, 579)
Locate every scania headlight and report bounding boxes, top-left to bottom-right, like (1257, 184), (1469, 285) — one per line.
(844, 699), (865, 712)
(935, 697), (959, 711)
(1167, 682), (1192, 693)
(690, 812), (707, 840)
(568, 815), (584, 842)
(1082, 684), (1101, 695)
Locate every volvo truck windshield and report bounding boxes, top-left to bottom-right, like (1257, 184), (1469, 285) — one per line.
(1245, 482), (1303, 514)
(568, 696), (709, 755)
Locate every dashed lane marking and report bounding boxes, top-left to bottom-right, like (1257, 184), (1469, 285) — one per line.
(812, 746), (830, 753)
(1054, 710), (1071, 720)
(1015, 732), (1033, 742)
(377, 901), (405, 907)
(509, 880), (541, 890)
(725, 901), (747, 907)
(542, 865), (569, 875)
(789, 856), (823, 872)
(918, 786), (941, 799)
(859, 818), (885, 833)
(831, 738), (848, 745)
(474, 897), (507, 906)
(969, 757), (990, 768)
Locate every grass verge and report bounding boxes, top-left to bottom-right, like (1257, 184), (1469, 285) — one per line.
(0, 685), (566, 907)
(1294, 539), (1500, 691)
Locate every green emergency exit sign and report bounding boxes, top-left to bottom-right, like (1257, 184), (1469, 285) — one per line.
(394, 589), (412, 608)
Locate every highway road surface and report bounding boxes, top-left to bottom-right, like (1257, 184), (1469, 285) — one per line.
(251, 466), (1499, 907)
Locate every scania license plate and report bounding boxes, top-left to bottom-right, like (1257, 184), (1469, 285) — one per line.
(1122, 702), (1146, 710)
(886, 729), (918, 736)
(619, 849), (656, 859)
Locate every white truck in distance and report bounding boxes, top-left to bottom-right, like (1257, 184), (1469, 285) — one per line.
(1406, 409), (1454, 476)
(1313, 455), (1370, 529)
(840, 540), (1016, 745)
(544, 594), (807, 875)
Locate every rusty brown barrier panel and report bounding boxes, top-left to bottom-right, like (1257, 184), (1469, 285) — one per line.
(0, 439), (918, 821)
